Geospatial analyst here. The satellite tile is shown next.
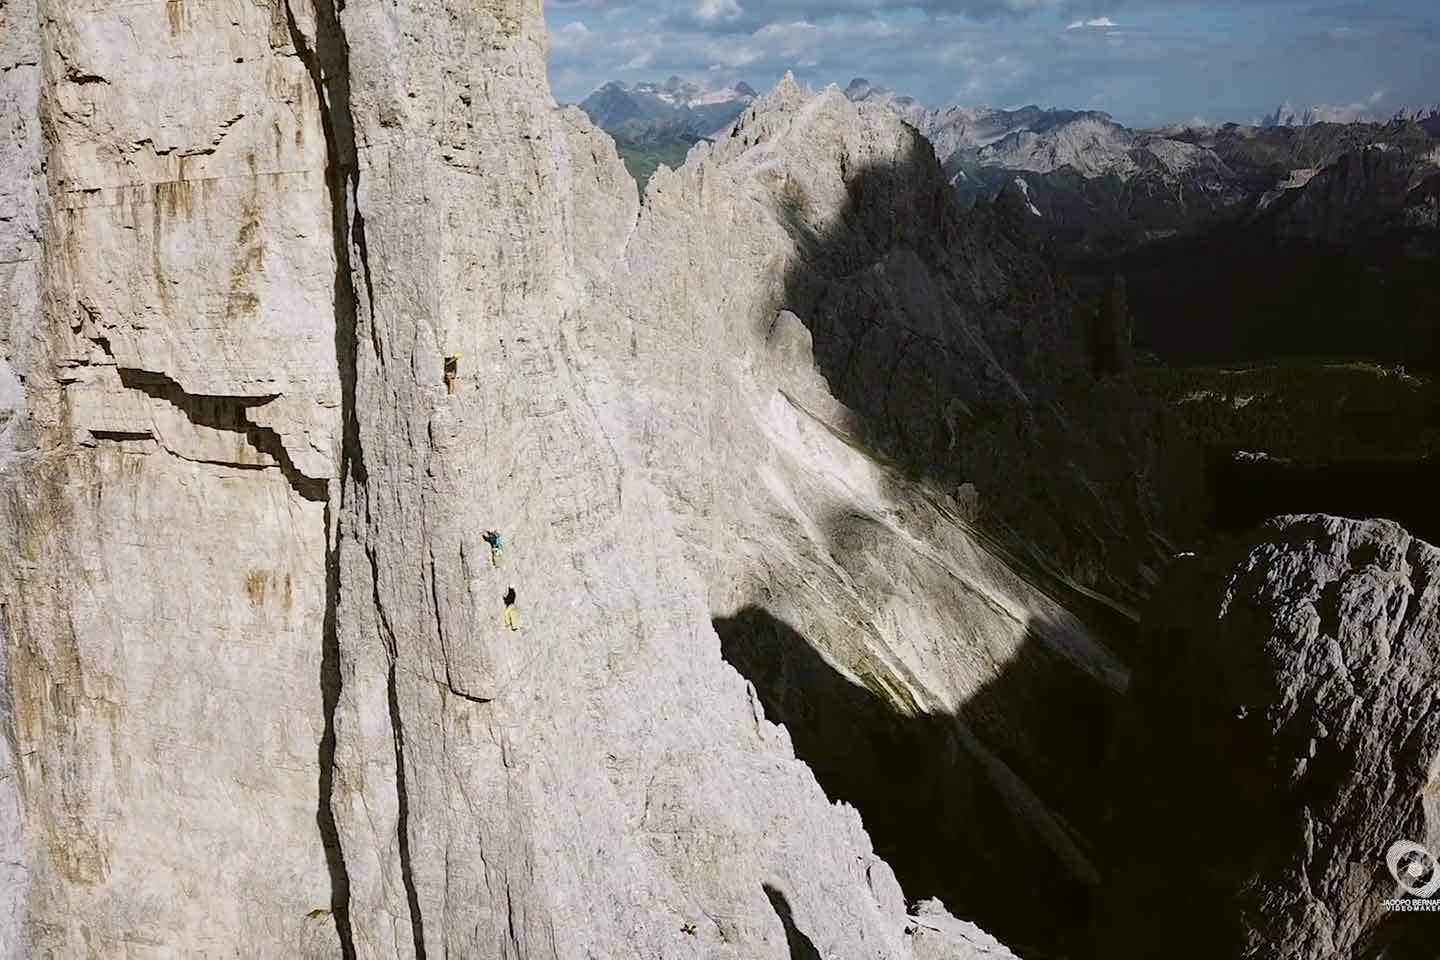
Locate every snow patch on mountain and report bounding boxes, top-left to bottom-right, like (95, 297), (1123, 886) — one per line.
(1013, 177), (1043, 217)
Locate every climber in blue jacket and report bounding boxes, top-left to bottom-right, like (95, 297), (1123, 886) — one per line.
(483, 530), (504, 568)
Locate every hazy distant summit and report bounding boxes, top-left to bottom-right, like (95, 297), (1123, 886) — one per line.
(578, 77), (757, 138)
(1263, 100), (1440, 128)
(1263, 101), (1381, 127)
(842, 77), (926, 124)
(577, 77), (760, 184)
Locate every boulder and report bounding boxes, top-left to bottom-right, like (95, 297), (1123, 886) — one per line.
(1098, 515), (1440, 959)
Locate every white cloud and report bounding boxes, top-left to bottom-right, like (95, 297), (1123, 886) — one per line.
(543, 0), (1440, 130)
(617, 51), (654, 71)
(550, 21), (594, 54)
(697, 0), (741, 22)
(754, 19), (821, 56)
(1067, 16), (1117, 30)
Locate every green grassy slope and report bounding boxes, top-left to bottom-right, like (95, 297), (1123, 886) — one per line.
(615, 139), (694, 187)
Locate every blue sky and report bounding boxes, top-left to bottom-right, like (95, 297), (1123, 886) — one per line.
(544, 0), (1440, 126)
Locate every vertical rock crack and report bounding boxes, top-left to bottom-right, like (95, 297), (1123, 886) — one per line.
(281, 0), (375, 954)
(285, 4), (424, 948)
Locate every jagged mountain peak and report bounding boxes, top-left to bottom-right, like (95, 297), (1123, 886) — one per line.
(1262, 99), (1392, 127)
(845, 76), (873, 96)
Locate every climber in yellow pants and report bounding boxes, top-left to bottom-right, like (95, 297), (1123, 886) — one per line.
(503, 585), (520, 631)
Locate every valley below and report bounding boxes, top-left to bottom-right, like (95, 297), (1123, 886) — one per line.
(1139, 361), (1440, 542)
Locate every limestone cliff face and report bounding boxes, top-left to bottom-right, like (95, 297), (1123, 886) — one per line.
(0, 2), (1019, 958)
(316, 5), (945, 957)
(2, 0), (337, 952)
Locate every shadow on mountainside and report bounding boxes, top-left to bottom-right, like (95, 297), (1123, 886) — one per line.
(762, 885), (823, 960)
(1111, 201), (1440, 374)
(1206, 451), (1440, 546)
(710, 115), (1196, 957)
(718, 609), (1115, 958)
(765, 122), (1201, 609)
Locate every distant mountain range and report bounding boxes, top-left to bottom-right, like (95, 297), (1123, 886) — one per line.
(838, 76), (1439, 370)
(579, 76), (1440, 367)
(577, 78), (757, 184)
(1108, 132), (1440, 371)
(1263, 101), (1440, 128)
(579, 76), (758, 137)
(582, 77), (1440, 232)
(833, 78), (1440, 254)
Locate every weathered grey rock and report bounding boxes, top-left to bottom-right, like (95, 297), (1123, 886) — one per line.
(0, 0), (42, 473)
(908, 900), (1019, 959)
(1098, 515), (1440, 959)
(1, 0), (341, 953)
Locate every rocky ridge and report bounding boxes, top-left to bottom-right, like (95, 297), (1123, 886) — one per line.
(569, 74), (1202, 953)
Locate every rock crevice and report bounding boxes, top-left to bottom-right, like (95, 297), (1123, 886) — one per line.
(285, 3), (370, 954)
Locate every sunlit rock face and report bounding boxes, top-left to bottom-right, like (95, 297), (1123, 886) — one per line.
(1, 0), (337, 952)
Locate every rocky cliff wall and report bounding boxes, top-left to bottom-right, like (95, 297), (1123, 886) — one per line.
(0, 2), (1022, 958)
(2, 0), (338, 951)
(315, 3), (943, 956)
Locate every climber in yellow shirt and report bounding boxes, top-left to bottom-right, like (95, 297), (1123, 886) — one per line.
(503, 585), (520, 631)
